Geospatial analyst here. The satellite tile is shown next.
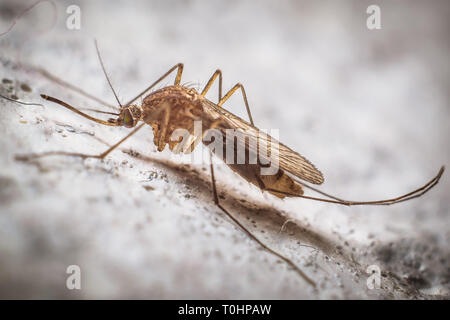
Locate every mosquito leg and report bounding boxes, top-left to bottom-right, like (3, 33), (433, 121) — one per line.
(201, 69), (223, 101)
(182, 118), (225, 154)
(16, 123), (145, 161)
(265, 165), (444, 206)
(201, 70), (254, 125)
(123, 63), (184, 107)
(219, 83), (254, 126)
(156, 103), (172, 151)
(202, 72), (315, 285)
(201, 72), (444, 206)
(207, 152), (316, 287)
(35, 40), (184, 112)
(16, 100), (174, 162)
(36, 63), (185, 111)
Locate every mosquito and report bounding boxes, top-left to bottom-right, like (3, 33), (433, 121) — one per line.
(17, 41), (445, 288)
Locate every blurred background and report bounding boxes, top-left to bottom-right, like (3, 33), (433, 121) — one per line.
(0, 0), (448, 299)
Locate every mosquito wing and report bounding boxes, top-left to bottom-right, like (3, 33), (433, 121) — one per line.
(201, 99), (324, 185)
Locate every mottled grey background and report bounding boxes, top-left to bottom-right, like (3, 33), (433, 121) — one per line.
(0, 0), (449, 299)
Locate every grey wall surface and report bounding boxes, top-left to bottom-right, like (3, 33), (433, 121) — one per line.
(0, 0), (449, 298)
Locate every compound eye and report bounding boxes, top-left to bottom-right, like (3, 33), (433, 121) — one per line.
(123, 109), (133, 127)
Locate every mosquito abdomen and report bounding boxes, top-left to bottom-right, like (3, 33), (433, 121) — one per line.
(225, 162), (303, 198)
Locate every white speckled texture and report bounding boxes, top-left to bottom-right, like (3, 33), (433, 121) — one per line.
(0, 0), (449, 299)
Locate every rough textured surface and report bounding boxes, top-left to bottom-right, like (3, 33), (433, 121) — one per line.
(0, 0), (449, 299)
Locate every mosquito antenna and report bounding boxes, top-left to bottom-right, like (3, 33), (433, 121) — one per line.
(34, 67), (119, 111)
(94, 39), (123, 108)
(281, 166), (445, 206)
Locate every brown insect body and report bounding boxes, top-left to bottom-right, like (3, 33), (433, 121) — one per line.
(142, 85), (206, 151)
(139, 85), (304, 198)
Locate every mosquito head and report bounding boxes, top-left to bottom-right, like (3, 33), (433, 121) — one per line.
(110, 104), (143, 128)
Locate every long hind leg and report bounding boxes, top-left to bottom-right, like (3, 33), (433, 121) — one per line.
(201, 70), (444, 206)
(16, 124), (145, 161)
(202, 71), (316, 286)
(207, 152), (316, 286)
(265, 167), (445, 206)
